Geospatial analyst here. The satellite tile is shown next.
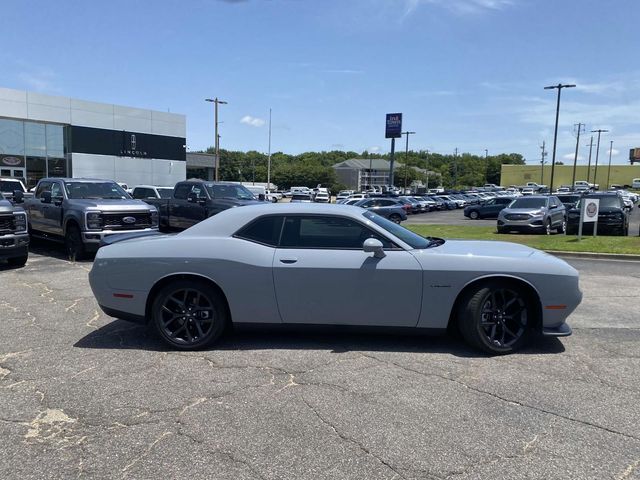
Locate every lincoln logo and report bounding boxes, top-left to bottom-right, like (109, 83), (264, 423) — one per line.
(130, 134), (137, 151)
(122, 216), (136, 224)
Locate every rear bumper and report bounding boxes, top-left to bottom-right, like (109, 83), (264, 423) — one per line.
(542, 322), (572, 337)
(99, 305), (147, 324)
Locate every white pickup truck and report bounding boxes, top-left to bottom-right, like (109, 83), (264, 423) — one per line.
(574, 180), (598, 191)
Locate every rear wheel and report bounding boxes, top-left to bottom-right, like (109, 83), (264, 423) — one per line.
(65, 224), (87, 261)
(556, 218), (567, 234)
(457, 281), (533, 354)
(497, 226), (506, 234)
(469, 210), (480, 220)
(7, 255), (28, 267)
(151, 279), (227, 350)
(389, 213), (402, 224)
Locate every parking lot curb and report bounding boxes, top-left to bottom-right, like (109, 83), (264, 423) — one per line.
(545, 250), (640, 261)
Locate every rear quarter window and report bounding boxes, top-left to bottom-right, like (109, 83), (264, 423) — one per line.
(235, 216), (284, 247)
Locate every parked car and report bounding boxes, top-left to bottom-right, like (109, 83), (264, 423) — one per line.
(521, 187), (535, 196)
(90, 203), (581, 355)
(464, 197), (514, 219)
(566, 193), (630, 236)
(245, 185), (278, 203)
(1, 177), (32, 203)
(632, 178), (640, 189)
(497, 195), (566, 235)
(141, 180), (261, 232)
(574, 180), (598, 191)
(22, 178), (158, 259)
(131, 185), (174, 200)
(440, 195), (465, 208)
(0, 198), (29, 267)
(432, 196), (457, 210)
(313, 191), (330, 203)
(290, 193), (313, 203)
(353, 198), (408, 223)
(336, 190), (355, 201)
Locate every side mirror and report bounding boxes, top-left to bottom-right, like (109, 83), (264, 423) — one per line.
(41, 191), (52, 204)
(363, 238), (386, 259)
(549, 204), (558, 209)
(258, 193), (265, 201)
(13, 190), (24, 203)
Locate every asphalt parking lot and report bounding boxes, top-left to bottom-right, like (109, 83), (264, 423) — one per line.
(405, 203), (640, 235)
(1, 250), (639, 479)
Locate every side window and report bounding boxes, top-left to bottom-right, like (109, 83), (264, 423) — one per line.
(191, 185), (207, 199)
(380, 199), (395, 206)
(280, 216), (393, 249)
(235, 216), (284, 247)
(50, 182), (63, 198)
(487, 199), (496, 205)
(173, 183), (191, 200)
(133, 188), (149, 199)
(35, 182), (52, 198)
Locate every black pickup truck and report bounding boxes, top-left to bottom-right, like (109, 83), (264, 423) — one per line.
(142, 180), (261, 231)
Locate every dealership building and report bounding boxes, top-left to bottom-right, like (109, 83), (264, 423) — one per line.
(0, 86), (186, 188)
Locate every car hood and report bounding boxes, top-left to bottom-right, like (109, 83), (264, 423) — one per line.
(500, 207), (546, 215)
(0, 199), (21, 213)
(431, 239), (537, 259)
(65, 199), (157, 211)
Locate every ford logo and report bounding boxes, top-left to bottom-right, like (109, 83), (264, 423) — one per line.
(122, 216), (136, 224)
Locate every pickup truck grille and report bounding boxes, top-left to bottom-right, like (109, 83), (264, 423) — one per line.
(0, 215), (16, 235)
(101, 212), (152, 230)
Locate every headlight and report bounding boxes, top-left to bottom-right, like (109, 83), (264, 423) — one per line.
(150, 210), (159, 227)
(86, 211), (102, 230)
(13, 213), (27, 233)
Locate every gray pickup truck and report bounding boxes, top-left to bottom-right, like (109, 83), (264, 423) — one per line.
(0, 199), (29, 267)
(22, 178), (159, 260)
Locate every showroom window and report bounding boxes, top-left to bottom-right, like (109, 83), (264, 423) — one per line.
(0, 119), (25, 155)
(25, 122), (46, 157)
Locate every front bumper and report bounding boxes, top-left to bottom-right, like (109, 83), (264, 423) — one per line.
(542, 323), (572, 337)
(498, 215), (546, 232)
(82, 227), (159, 251)
(0, 233), (29, 259)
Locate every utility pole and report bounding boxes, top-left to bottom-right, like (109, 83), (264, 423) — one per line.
(591, 128), (608, 188)
(425, 149), (430, 190)
(402, 131), (416, 190)
(540, 141), (547, 185)
(484, 149), (488, 184)
(586, 136), (594, 183)
(267, 108), (272, 191)
(453, 148), (458, 189)
(544, 83), (576, 192)
(571, 123), (584, 189)
(606, 140), (614, 189)
(205, 97), (227, 181)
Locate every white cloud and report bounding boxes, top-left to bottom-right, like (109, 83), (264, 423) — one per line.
(404, 0), (514, 17)
(563, 153), (584, 161)
(368, 146), (382, 153)
(240, 115), (266, 127)
(18, 70), (58, 93)
(606, 148), (620, 156)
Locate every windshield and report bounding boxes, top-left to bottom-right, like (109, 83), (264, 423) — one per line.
(509, 197), (546, 209)
(64, 181), (130, 199)
(207, 184), (255, 200)
(556, 195), (580, 204)
(292, 194), (311, 200)
(0, 180), (24, 193)
(577, 196), (621, 209)
(158, 188), (174, 199)
(363, 211), (432, 249)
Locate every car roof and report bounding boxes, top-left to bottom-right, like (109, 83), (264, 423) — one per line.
(133, 185), (173, 189)
(40, 178), (117, 183)
(182, 203), (371, 238)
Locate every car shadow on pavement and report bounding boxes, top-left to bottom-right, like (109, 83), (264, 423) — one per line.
(74, 319), (566, 358)
(27, 237), (96, 262)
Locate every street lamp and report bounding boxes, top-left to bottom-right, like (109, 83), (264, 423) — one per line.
(205, 97), (228, 181)
(402, 131), (416, 190)
(591, 128), (609, 187)
(544, 83), (576, 191)
(606, 140), (614, 189)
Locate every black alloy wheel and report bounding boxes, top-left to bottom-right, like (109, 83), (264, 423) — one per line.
(65, 225), (87, 261)
(151, 280), (227, 350)
(458, 281), (532, 354)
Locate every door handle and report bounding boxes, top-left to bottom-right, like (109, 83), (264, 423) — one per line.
(279, 258), (298, 264)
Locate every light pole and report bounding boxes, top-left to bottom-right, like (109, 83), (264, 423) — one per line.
(591, 128), (608, 188)
(453, 147), (458, 189)
(425, 149), (430, 190)
(586, 136), (594, 183)
(571, 123), (584, 189)
(606, 140), (614, 189)
(402, 131), (416, 190)
(544, 83), (576, 191)
(540, 141), (547, 185)
(267, 108), (272, 191)
(484, 149), (488, 184)
(205, 97), (227, 181)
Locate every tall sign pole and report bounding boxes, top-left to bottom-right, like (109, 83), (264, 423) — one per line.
(205, 97), (228, 181)
(591, 128), (608, 188)
(572, 123), (584, 189)
(540, 141), (546, 185)
(267, 108), (272, 190)
(544, 83), (576, 192)
(402, 131), (416, 190)
(385, 113), (402, 188)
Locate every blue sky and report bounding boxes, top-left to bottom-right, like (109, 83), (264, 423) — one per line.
(1, 0), (639, 164)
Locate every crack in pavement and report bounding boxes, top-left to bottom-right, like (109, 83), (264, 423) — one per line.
(360, 353), (640, 443)
(121, 430), (173, 475)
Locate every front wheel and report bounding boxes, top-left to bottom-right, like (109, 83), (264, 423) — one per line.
(457, 281), (533, 354)
(65, 225), (87, 261)
(7, 255), (28, 267)
(469, 210), (479, 220)
(389, 213), (402, 224)
(557, 218), (567, 234)
(544, 219), (552, 235)
(151, 279), (228, 350)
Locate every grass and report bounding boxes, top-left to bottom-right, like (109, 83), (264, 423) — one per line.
(406, 224), (640, 255)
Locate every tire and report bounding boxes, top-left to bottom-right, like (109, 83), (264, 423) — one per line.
(389, 213), (402, 224)
(469, 210), (480, 220)
(497, 226), (506, 234)
(65, 224), (87, 261)
(457, 281), (533, 354)
(7, 255), (28, 267)
(544, 219), (552, 235)
(271, 197), (278, 203)
(556, 218), (567, 234)
(151, 279), (228, 350)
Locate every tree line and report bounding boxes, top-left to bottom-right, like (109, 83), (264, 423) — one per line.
(203, 147), (526, 191)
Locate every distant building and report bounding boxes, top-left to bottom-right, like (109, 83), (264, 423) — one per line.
(186, 152), (216, 181)
(333, 158), (439, 190)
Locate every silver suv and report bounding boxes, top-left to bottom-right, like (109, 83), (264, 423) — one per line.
(497, 195), (566, 235)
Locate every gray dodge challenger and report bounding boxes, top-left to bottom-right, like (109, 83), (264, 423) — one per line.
(89, 203), (582, 354)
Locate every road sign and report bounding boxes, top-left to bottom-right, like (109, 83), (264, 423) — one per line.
(385, 113), (402, 139)
(582, 198), (599, 223)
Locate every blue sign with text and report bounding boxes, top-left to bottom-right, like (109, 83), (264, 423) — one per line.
(385, 113), (402, 138)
